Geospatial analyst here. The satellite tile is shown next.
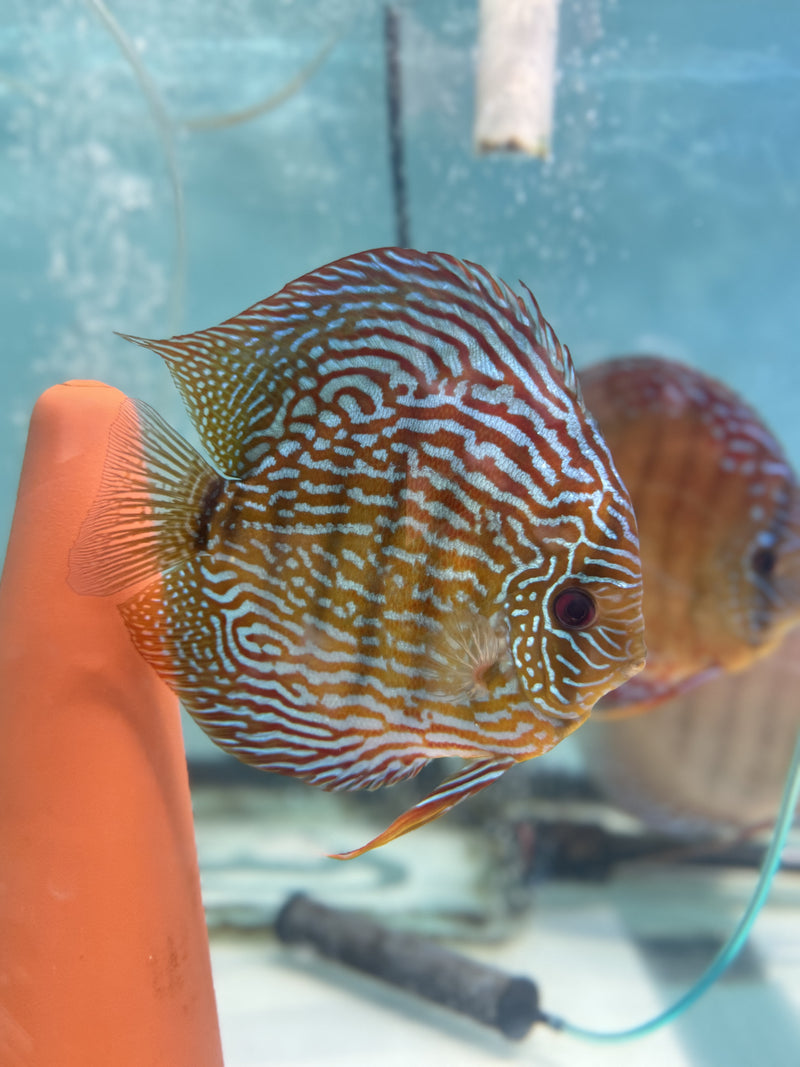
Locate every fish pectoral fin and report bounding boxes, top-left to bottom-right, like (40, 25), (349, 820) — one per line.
(329, 757), (515, 860)
(593, 667), (722, 720)
(69, 398), (222, 597)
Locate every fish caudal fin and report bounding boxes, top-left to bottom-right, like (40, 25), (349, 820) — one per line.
(329, 757), (515, 860)
(69, 398), (223, 597)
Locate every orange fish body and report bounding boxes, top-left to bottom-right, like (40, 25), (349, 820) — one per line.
(71, 249), (645, 855)
(581, 355), (800, 716)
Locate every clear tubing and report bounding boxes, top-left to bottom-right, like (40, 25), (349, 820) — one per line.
(85, 0), (186, 335)
(543, 728), (800, 1043)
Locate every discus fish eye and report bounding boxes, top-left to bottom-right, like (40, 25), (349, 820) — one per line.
(751, 545), (776, 579)
(552, 586), (597, 630)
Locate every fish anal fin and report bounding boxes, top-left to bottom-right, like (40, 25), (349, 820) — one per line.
(329, 757), (515, 860)
(69, 398), (223, 598)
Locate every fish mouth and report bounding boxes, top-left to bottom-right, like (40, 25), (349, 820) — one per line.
(541, 645), (648, 721)
(579, 647), (646, 713)
(621, 632), (647, 680)
(622, 652), (647, 680)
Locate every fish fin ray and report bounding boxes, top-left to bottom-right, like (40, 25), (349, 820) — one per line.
(116, 558), (209, 687)
(420, 250), (583, 408)
(422, 611), (511, 701)
(301, 755), (429, 792)
(117, 332), (274, 477)
(69, 398), (222, 596)
(593, 668), (722, 718)
(329, 756), (515, 860)
(517, 281), (583, 407)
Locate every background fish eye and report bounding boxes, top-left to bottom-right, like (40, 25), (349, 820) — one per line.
(751, 544), (777, 579)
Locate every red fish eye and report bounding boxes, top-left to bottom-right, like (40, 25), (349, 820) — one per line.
(553, 587), (597, 630)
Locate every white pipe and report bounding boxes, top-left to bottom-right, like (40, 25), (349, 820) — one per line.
(474, 0), (560, 158)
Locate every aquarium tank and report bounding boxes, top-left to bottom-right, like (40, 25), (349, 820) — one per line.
(1, 1), (799, 1065)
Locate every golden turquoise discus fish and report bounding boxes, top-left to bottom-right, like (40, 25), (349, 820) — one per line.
(71, 248), (646, 857)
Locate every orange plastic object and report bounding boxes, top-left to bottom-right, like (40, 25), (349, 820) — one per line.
(0, 382), (224, 1067)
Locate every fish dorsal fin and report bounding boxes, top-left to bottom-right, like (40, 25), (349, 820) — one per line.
(515, 278), (583, 408)
(121, 248), (583, 478)
(117, 330), (276, 478)
(329, 757), (515, 859)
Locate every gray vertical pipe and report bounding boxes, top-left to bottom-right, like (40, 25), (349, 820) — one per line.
(384, 5), (411, 247)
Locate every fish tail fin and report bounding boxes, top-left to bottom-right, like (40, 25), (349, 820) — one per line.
(69, 398), (223, 597)
(329, 757), (515, 860)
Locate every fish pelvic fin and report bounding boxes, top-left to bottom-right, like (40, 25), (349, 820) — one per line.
(329, 756), (515, 860)
(69, 398), (224, 597)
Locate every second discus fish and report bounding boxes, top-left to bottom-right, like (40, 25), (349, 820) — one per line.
(581, 354), (800, 717)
